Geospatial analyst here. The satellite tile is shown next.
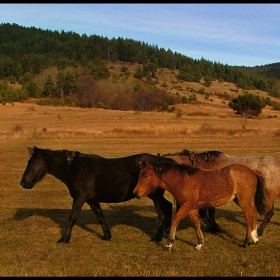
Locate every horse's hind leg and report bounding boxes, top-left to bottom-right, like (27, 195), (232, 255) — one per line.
(257, 198), (275, 236)
(87, 200), (111, 241)
(240, 204), (258, 248)
(57, 197), (85, 243)
(233, 193), (258, 247)
(199, 208), (221, 233)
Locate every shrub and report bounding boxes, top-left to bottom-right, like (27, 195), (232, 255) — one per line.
(95, 102), (110, 110)
(168, 105), (175, 112)
(273, 104), (280, 111)
(181, 95), (188, 104)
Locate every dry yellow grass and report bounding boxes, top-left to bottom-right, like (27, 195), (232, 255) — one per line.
(1, 100), (280, 276)
(1, 100), (279, 156)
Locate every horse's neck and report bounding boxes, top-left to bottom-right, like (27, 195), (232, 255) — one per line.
(47, 153), (70, 185)
(158, 169), (184, 194)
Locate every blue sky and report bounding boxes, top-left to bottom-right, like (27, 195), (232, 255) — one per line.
(1, 3), (279, 67)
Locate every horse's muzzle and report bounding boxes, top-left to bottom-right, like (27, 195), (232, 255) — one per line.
(20, 180), (33, 189)
(133, 191), (141, 199)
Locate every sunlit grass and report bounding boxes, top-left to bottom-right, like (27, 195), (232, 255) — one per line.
(1, 101), (280, 276)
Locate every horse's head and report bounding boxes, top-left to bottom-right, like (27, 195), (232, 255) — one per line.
(134, 160), (163, 199)
(20, 146), (48, 189)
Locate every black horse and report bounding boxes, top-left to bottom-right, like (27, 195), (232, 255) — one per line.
(20, 146), (174, 243)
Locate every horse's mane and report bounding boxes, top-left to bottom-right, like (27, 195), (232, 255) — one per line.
(153, 159), (199, 176)
(162, 149), (225, 165)
(36, 147), (81, 156)
(139, 153), (177, 164)
(55, 149), (82, 164)
(34, 147), (82, 164)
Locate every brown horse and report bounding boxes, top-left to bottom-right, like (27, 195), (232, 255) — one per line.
(163, 149), (280, 236)
(133, 157), (266, 251)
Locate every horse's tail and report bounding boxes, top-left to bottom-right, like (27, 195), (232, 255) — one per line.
(254, 174), (266, 215)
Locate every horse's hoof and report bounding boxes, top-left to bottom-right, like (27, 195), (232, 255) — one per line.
(151, 232), (163, 242)
(195, 243), (203, 250)
(207, 228), (218, 234)
(57, 237), (70, 243)
(102, 236), (111, 241)
(205, 225), (222, 234)
(215, 226), (222, 233)
(150, 237), (162, 242)
(57, 240), (69, 243)
(241, 242), (251, 248)
(211, 226), (222, 234)
(165, 245), (172, 251)
(251, 230), (258, 243)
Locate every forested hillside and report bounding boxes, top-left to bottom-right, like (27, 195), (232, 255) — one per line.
(0, 22), (280, 111)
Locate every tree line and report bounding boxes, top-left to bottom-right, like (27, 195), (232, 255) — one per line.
(0, 22), (280, 111)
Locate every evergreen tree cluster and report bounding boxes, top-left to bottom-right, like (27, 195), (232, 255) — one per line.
(0, 22), (280, 110)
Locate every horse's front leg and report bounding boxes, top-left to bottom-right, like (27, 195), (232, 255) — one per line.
(148, 189), (173, 242)
(189, 209), (204, 250)
(87, 200), (111, 241)
(165, 203), (190, 251)
(57, 197), (85, 243)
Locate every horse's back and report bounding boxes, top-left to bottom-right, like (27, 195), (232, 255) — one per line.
(226, 163), (257, 194)
(174, 165), (237, 208)
(167, 151), (280, 171)
(202, 155), (280, 195)
(230, 156), (280, 193)
(227, 162), (255, 175)
(165, 154), (231, 169)
(68, 152), (164, 202)
(68, 154), (137, 200)
(169, 153), (280, 192)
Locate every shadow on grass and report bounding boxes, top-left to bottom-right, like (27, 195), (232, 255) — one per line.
(13, 205), (279, 247)
(13, 204), (167, 242)
(175, 207), (280, 248)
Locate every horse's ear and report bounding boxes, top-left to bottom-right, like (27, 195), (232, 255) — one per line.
(139, 160), (148, 168)
(157, 153), (161, 156)
(140, 160), (152, 169)
(155, 165), (161, 172)
(155, 164), (164, 173)
(27, 147), (34, 155)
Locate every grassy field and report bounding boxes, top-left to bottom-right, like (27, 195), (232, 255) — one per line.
(1, 101), (280, 276)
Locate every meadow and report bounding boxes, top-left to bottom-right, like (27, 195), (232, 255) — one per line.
(1, 101), (280, 276)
